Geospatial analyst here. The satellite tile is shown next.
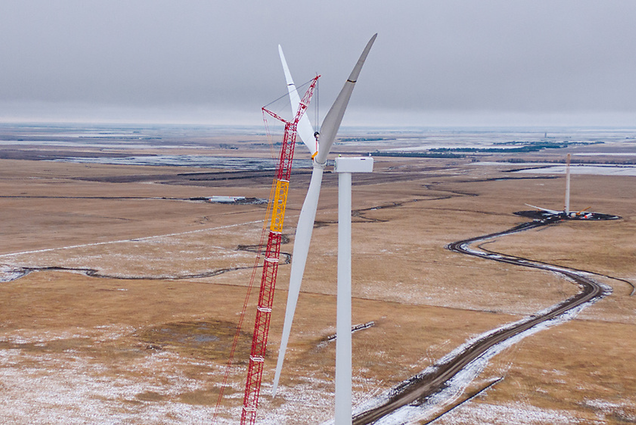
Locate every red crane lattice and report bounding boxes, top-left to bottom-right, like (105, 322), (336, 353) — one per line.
(240, 75), (320, 425)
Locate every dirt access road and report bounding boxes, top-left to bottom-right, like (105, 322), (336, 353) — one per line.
(353, 218), (611, 424)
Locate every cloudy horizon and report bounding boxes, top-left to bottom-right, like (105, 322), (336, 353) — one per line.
(2, 1), (636, 127)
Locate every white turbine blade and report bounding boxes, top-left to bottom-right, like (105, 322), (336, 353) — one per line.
(278, 45), (316, 156)
(315, 33), (377, 164)
(525, 204), (561, 215)
(272, 164), (324, 396)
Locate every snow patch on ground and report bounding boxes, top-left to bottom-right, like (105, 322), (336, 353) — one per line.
(583, 398), (636, 422)
(0, 340), (218, 424)
(440, 402), (582, 424)
(0, 221), (264, 282)
(344, 291), (603, 424)
(0, 325), (369, 424)
(0, 264), (28, 282)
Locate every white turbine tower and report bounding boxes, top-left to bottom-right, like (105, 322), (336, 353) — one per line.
(272, 34), (377, 400)
(334, 155), (373, 424)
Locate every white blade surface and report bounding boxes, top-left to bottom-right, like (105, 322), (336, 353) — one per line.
(278, 45), (316, 156)
(315, 33), (377, 164)
(272, 164), (324, 396)
(525, 203), (561, 215)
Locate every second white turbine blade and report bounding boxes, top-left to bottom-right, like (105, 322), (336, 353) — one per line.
(315, 33), (377, 164)
(278, 45), (316, 156)
(272, 164), (324, 396)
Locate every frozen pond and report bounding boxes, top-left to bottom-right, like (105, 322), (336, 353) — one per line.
(572, 152), (636, 156)
(0, 140), (169, 149)
(515, 164), (636, 176)
(53, 155), (314, 170)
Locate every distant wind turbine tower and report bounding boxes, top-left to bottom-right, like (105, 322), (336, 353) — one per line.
(564, 153), (571, 215)
(525, 153), (610, 220)
(271, 34), (377, 412)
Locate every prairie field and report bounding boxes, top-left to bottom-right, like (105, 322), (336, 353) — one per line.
(1, 127), (635, 424)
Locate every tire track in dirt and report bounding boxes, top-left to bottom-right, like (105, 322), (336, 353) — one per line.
(0, 236), (291, 283)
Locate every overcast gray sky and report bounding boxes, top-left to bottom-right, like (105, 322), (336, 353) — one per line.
(1, 0), (636, 126)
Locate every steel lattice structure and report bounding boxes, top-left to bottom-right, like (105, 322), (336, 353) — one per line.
(240, 75), (320, 425)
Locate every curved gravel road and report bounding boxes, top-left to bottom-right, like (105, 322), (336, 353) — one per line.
(352, 218), (610, 424)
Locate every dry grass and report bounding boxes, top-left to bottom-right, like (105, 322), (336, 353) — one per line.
(1, 147), (635, 424)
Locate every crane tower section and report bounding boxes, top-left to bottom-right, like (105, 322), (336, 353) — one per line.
(240, 75), (320, 425)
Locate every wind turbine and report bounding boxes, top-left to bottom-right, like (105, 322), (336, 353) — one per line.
(272, 34), (377, 397)
(564, 152), (571, 216)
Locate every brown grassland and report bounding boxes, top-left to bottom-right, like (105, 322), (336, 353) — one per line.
(0, 137), (635, 424)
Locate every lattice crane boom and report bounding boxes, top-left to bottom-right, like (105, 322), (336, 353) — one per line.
(240, 75), (320, 425)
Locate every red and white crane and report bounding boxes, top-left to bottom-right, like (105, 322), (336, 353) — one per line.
(240, 74), (319, 425)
